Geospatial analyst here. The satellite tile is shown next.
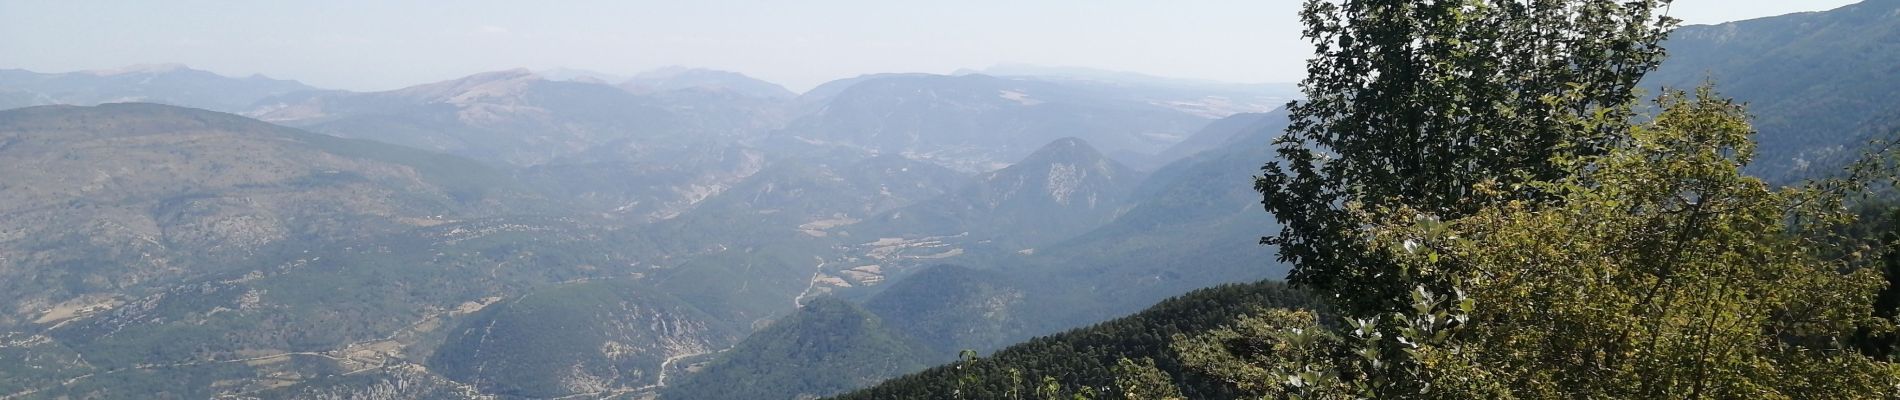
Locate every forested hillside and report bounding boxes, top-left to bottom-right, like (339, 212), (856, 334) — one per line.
(1649, 0), (1900, 180)
(662, 297), (929, 400)
(831, 281), (1319, 400)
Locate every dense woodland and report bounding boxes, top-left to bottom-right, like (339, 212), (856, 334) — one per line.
(831, 281), (1322, 400)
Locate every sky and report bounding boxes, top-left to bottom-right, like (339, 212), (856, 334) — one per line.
(0, 0), (1863, 93)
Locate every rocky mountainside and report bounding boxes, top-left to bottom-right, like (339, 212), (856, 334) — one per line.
(1648, 0), (1900, 180)
(429, 278), (740, 398)
(0, 103), (532, 328)
(0, 104), (869, 399)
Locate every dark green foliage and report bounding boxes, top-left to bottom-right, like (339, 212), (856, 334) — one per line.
(1258, 0), (1676, 315)
(1112, 357), (1185, 400)
(646, 242), (827, 325)
(1879, 215), (1900, 360)
(1844, 204), (1900, 359)
(862, 265), (1031, 359)
(662, 298), (928, 400)
(830, 281), (1320, 400)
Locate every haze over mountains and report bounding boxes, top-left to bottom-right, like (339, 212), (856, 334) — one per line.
(0, 61), (1294, 399)
(3, 2), (1898, 398)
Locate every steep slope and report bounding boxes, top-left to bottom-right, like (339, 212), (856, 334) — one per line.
(515, 143), (768, 222)
(846, 116), (1295, 351)
(0, 65), (316, 113)
(661, 298), (928, 400)
(792, 73), (931, 110)
(772, 73), (1212, 171)
(0, 103), (529, 327)
(860, 265), (1032, 359)
(831, 281), (1320, 400)
(1647, 0), (1900, 180)
(430, 278), (738, 398)
(677, 113), (1297, 396)
(1152, 111), (1276, 164)
(1017, 108), (1292, 324)
(662, 154), (968, 244)
(860, 137), (1142, 249)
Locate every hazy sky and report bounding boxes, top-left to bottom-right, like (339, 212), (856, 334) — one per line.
(0, 0), (1862, 92)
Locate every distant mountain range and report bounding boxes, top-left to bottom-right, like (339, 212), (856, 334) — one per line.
(0, 65), (314, 113)
(968, 64), (1298, 121)
(4, 4), (1898, 396)
(624, 67), (798, 100)
(770, 73), (1215, 171)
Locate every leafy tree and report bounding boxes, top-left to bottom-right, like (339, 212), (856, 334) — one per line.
(1111, 357), (1184, 400)
(1842, 202), (1900, 360)
(1257, 0), (1678, 315)
(1189, 88), (1900, 398)
(1873, 212), (1900, 359)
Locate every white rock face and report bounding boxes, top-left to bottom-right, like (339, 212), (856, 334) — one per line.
(1045, 163), (1080, 205)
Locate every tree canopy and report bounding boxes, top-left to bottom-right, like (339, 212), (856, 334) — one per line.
(1258, 0), (1676, 315)
(1209, 0), (1900, 398)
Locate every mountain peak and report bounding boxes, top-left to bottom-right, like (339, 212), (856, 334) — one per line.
(390, 68), (545, 104)
(535, 67), (626, 83)
(976, 136), (1135, 211)
(464, 68), (539, 82)
(1019, 137), (1108, 165)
